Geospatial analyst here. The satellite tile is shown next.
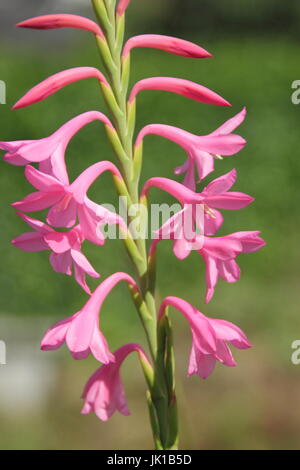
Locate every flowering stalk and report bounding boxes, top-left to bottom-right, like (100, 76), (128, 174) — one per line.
(2, 0), (265, 450)
(92, 0), (177, 448)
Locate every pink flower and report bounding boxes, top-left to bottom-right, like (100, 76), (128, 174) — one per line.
(12, 161), (124, 245)
(136, 108), (246, 188)
(81, 343), (150, 421)
(159, 296), (251, 378)
(200, 231), (266, 303)
(123, 35), (212, 59)
(41, 273), (139, 362)
(129, 77), (230, 107)
(154, 229), (265, 303)
(12, 67), (109, 110)
(143, 169), (254, 240)
(0, 111), (114, 183)
(16, 14), (104, 38)
(12, 212), (100, 294)
(155, 169), (252, 238)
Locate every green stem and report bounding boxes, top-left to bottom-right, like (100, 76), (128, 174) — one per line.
(91, 0), (178, 449)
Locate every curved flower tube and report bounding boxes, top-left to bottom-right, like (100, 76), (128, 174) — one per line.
(81, 343), (151, 421)
(159, 296), (251, 378)
(0, 111), (114, 183)
(142, 169), (253, 211)
(12, 67), (109, 110)
(123, 35), (212, 59)
(129, 77), (231, 107)
(12, 212), (100, 294)
(136, 108), (246, 188)
(41, 273), (139, 362)
(12, 161), (125, 244)
(17, 14), (104, 38)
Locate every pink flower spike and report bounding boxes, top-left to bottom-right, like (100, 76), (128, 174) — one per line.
(123, 35), (212, 59)
(159, 296), (251, 379)
(16, 14), (104, 38)
(12, 212), (100, 294)
(12, 67), (109, 110)
(81, 343), (150, 421)
(1, 111), (114, 183)
(136, 108), (246, 189)
(41, 273), (139, 362)
(129, 77), (230, 106)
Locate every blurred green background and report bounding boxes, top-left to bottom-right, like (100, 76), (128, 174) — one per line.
(0, 0), (300, 450)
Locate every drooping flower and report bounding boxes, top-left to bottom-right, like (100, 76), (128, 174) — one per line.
(159, 169), (252, 237)
(154, 228), (265, 303)
(12, 67), (109, 110)
(16, 14), (104, 37)
(41, 273), (139, 363)
(11, 161), (124, 245)
(12, 212), (100, 294)
(200, 231), (266, 303)
(143, 169), (254, 241)
(81, 343), (151, 421)
(136, 108), (246, 188)
(122, 35), (212, 59)
(129, 77), (231, 107)
(0, 111), (114, 183)
(159, 296), (251, 378)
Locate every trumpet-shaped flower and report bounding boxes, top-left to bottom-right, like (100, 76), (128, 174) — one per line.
(154, 227), (265, 302)
(143, 169), (254, 239)
(12, 161), (124, 245)
(123, 35), (212, 59)
(200, 231), (266, 302)
(17, 14), (104, 37)
(81, 343), (150, 421)
(129, 77), (230, 107)
(12, 212), (100, 294)
(12, 67), (109, 110)
(159, 296), (251, 378)
(41, 273), (139, 362)
(0, 111), (114, 183)
(136, 108), (246, 188)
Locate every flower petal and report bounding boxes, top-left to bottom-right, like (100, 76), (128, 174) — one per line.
(12, 232), (49, 252)
(211, 107), (247, 136)
(12, 191), (63, 212)
(25, 165), (64, 192)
